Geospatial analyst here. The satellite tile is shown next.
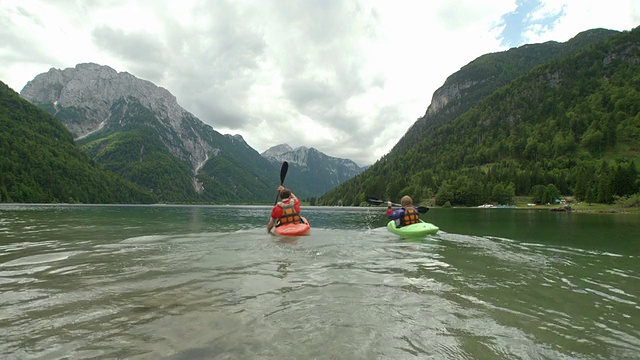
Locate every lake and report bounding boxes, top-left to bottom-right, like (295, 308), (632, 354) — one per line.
(1, 204), (639, 359)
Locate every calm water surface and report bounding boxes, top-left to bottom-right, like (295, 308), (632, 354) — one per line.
(1, 204), (639, 359)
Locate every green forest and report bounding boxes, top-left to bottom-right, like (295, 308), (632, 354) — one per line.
(0, 82), (155, 203)
(318, 27), (640, 208)
(73, 96), (279, 204)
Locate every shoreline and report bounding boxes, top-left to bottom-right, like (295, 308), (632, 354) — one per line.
(2, 202), (639, 215)
(431, 203), (640, 215)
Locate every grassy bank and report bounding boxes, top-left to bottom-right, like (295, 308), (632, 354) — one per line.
(477, 196), (640, 214)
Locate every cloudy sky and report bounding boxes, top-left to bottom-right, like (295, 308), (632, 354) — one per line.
(2, 0), (638, 166)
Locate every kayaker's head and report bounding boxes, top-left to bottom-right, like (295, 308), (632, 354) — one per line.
(280, 188), (292, 199)
(400, 195), (413, 207)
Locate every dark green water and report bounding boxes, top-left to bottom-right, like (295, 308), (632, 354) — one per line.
(1, 204), (639, 359)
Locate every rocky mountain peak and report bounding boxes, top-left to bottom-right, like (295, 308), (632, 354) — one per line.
(260, 143), (366, 196)
(261, 144), (314, 165)
(21, 63), (185, 137)
(19, 63), (226, 176)
(261, 144), (293, 161)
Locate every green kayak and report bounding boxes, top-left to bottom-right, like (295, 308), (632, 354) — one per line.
(387, 220), (439, 237)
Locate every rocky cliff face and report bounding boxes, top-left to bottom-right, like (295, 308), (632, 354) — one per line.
(20, 63), (215, 174)
(426, 79), (479, 117)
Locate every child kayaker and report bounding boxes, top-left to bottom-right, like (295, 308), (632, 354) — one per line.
(387, 195), (420, 228)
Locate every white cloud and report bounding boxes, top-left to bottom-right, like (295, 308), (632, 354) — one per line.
(0, 0), (637, 166)
(523, 0), (640, 44)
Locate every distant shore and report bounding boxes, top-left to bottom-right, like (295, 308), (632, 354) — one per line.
(2, 201), (638, 214)
(429, 202), (640, 214)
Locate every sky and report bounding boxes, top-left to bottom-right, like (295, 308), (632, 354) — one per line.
(1, 0), (638, 166)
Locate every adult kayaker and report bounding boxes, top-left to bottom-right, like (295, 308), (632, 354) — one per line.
(268, 185), (303, 233)
(387, 195), (420, 227)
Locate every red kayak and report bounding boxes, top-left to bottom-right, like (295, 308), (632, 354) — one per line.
(274, 217), (311, 236)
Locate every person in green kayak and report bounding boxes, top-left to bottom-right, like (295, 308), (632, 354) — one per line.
(267, 185), (303, 233)
(387, 195), (420, 227)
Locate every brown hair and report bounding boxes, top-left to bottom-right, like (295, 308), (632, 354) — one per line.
(280, 188), (292, 199)
(400, 195), (413, 207)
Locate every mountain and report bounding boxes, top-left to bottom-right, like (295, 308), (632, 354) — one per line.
(391, 28), (619, 155)
(0, 81), (154, 203)
(318, 27), (640, 207)
(261, 144), (368, 198)
(20, 63), (280, 204)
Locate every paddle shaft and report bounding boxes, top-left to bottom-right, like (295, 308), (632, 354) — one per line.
(367, 197), (429, 213)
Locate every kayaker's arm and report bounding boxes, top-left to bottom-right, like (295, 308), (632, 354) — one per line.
(386, 201), (401, 219)
(387, 207), (405, 220)
(267, 199), (282, 233)
(289, 192), (301, 213)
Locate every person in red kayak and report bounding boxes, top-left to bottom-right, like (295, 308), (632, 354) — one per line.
(268, 185), (303, 233)
(387, 195), (420, 227)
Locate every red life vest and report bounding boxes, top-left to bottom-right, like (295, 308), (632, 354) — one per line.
(277, 199), (301, 226)
(400, 208), (420, 226)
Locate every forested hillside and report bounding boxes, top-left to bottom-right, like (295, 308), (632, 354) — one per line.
(75, 96), (279, 204)
(391, 28), (618, 155)
(0, 82), (155, 203)
(319, 27), (640, 207)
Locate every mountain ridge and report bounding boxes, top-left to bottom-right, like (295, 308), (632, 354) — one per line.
(261, 144), (368, 197)
(318, 26), (639, 206)
(20, 63), (281, 203)
(390, 28), (620, 156)
(21, 63), (217, 174)
(18, 65), (366, 202)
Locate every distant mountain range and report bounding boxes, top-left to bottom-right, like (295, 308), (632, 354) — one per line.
(261, 144), (368, 197)
(9, 66), (365, 203)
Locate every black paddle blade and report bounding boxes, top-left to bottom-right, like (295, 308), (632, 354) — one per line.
(280, 161), (288, 185)
(416, 206), (430, 213)
(366, 197), (384, 204)
(274, 161), (289, 206)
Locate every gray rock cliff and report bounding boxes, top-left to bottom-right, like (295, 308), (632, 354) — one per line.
(20, 63), (216, 174)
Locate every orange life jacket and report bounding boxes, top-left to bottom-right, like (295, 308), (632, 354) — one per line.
(400, 208), (420, 226)
(277, 199), (301, 226)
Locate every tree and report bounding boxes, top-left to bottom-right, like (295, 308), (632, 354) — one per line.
(581, 128), (605, 154)
(531, 185), (547, 204)
(491, 183), (514, 204)
(596, 161), (615, 203)
(573, 165), (589, 201)
(435, 181), (455, 206)
(613, 161), (639, 197)
(585, 187), (595, 204)
(545, 184), (561, 204)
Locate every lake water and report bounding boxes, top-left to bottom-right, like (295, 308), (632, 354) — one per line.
(1, 204), (639, 359)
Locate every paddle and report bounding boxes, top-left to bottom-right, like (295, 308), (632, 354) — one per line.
(367, 197), (429, 213)
(275, 161), (289, 205)
(268, 161), (289, 234)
